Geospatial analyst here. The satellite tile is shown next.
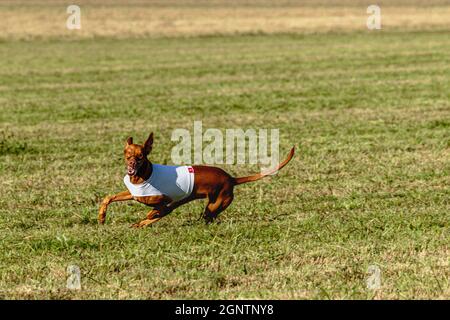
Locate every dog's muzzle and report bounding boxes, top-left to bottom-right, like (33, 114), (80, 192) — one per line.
(127, 161), (138, 176)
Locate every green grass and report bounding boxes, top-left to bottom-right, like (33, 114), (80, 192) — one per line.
(0, 31), (449, 299)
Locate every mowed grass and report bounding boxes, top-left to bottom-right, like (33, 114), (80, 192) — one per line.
(0, 30), (449, 299)
(2, 0), (450, 39)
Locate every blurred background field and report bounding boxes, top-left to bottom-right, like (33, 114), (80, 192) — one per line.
(0, 1), (449, 299)
(1, 0), (450, 39)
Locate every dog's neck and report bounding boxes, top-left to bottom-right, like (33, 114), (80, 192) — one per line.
(130, 159), (152, 184)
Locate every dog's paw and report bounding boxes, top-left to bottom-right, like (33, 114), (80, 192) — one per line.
(130, 219), (158, 229)
(130, 221), (148, 228)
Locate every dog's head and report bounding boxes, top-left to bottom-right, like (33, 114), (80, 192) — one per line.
(123, 132), (153, 176)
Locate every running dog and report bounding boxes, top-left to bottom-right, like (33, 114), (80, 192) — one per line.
(98, 132), (294, 228)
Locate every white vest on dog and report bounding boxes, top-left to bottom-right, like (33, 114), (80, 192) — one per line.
(124, 164), (195, 202)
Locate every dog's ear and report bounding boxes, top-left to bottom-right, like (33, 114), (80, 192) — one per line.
(143, 132), (153, 155)
(126, 137), (133, 146)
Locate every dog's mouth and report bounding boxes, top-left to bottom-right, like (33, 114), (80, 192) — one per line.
(127, 166), (136, 176)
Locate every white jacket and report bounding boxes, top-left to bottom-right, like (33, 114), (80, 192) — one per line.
(124, 164), (195, 202)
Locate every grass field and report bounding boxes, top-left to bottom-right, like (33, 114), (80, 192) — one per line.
(1, 0), (450, 39)
(0, 1), (449, 299)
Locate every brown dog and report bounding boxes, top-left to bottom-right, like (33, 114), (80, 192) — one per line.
(98, 132), (294, 228)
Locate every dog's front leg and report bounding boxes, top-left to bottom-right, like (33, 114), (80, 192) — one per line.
(131, 205), (169, 228)
(98, 190), (133, 224)
(131, 195), (173, 228)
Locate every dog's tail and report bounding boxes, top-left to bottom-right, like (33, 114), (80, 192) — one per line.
(233, 146), (295, 185)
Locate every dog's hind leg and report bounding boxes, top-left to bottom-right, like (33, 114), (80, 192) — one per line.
(203, 189), (234, 224)
(98, 190), (133, 224)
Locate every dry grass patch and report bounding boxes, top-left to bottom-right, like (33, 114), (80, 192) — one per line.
(0, 1), (449, 39)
